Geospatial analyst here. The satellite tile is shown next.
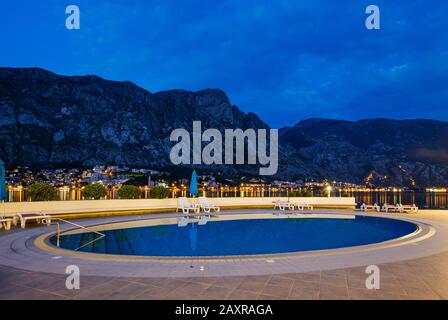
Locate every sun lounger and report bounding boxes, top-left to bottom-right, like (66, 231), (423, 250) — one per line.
(296, 202), (314, 211)
(273, 200), (295, 211)
(360, 203), (380, 212)
(381, 204), (399, 213)
(198, 197), (220, 216)
(176, 197), (200, 214)
(13, 211), (51, 229)
(397, 204), (418, 213)
(0, 215), (12, 230)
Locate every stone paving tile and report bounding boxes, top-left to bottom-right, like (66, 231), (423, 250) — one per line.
(0, 270), (36, 286)
(426, 282), (448, 299)
(321, 274), (348, 287)
(401, 286), (440, 299)
(210, 276), (245, 289)
(258, 294), (286, 300)
(289, 287), (319, 300)
(197, 285), (234, 300)
(266, 275), (294, 287)
(287, 271), (321, 283)
(50, 276), (116, 298)
(132, 284), (174, 300)
(187, 276), (221, 285)
(347, 287), (412, 300)
(270, 273), (297, 281)
(236, 279), (269, 293)
(0, 285), (67, 300)
(319, 294), (349, 300)
(319, 283), (349, 299)
(395, 277), (430, 290)
(164, 282), (210, 300)
(134, 277), (189, 289)
(178, 281), (212, 293)
(17, 274), (68, 292)
(102, 282), (150, 300)
(242, 275), (271, 283)
(260, 284), (292, 299)
(292, 279), (320, 291)
(348, 288), (383, 300)
(0, 285), (35, 300)
(74, 279), (135, 300)
(226, 289), (260, 300)
(321, 269), (347, 278)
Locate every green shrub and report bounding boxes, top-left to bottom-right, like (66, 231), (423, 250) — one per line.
(301, 191), (313, 197)
(288, 191), (301, 197)
(28, 183), (55, 201)
(118, 185), (140, 199)
(83, 183), (107, 200)
(289, 190), (313, 197)
(341, 192), (350, 197)
(150, 186), (169, 199)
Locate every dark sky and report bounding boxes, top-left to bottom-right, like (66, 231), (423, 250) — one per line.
(1, 0), (447, 127)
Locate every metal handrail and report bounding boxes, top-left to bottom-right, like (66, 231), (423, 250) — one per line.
(52, 218), (106, 251)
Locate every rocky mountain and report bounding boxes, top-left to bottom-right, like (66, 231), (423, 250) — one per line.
(1, 67), (447, 186)
(280, 118), (448, 187)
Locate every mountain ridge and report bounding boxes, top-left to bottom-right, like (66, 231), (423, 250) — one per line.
(1, 67), (448, 186)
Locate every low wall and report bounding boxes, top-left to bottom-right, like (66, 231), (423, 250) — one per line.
(1, 197), (356, 218)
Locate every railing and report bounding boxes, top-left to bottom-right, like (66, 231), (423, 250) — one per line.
(52, 218), (105, 251)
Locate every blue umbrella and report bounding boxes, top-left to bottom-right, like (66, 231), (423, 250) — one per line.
(189, 170), (198, 197)
(0, 159), (6, 202)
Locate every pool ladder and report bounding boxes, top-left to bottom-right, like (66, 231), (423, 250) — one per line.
(52, 218), (106, 251)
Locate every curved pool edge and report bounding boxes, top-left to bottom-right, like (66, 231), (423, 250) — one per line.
(34, 212), (434, 262)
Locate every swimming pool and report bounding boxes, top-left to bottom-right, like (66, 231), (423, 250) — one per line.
(51, 215), (417, 257)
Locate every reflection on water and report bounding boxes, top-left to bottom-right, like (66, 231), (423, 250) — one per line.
(353, 191), (448, 209)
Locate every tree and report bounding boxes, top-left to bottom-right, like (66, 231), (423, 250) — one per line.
(118, 185), (140, 199)
(83, 183), (107, 200)
(28, 183), (55, 201)
(150, 186), (169, 199)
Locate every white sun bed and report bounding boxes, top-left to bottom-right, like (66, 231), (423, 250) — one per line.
(295, 202), (314, 211)
(381, 203), (399, 213)
(198, 197), (220, 216)
(397, 204), (418, 213)
(360, 203), (380, 212)
(273, 200), (295, 211)
(0, 216), (12, 230)
(176, 197), (200, 214)
(13, 211), (52, 229)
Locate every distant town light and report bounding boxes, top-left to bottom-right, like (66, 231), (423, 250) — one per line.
(326, 185), (332, 197)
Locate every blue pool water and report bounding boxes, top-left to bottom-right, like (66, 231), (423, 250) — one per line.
(52, 216), (417, 257)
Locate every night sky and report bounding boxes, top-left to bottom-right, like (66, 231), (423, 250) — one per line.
(1, 0), (447, 127)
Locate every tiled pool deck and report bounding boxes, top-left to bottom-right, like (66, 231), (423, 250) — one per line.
(1, 209), (448, 300)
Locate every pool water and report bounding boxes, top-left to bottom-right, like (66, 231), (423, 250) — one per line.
(52, 216), (417, 257)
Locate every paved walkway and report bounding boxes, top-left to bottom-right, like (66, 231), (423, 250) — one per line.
(1, 210), (448, 299)
(1, 253), (448, 300)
